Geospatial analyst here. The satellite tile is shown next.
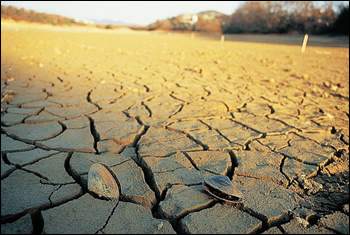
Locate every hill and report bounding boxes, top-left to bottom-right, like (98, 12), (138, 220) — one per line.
(0, 5), (145, 30)
(147, 10), (229, 34)
(1, 5), (85, 26)
(147, 2), (349, 35)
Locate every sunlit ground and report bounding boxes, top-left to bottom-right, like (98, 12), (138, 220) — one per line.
(1, 20), (349, 234)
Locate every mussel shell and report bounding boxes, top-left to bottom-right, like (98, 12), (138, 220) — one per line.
(88, 163), (121, 200)
(203, 175), (243, 203)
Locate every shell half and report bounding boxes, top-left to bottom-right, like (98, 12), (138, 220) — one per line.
(203, 175), (243, 203)
(88, 163), (121, 200)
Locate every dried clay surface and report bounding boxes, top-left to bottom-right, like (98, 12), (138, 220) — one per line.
(1, 21), (349, 234)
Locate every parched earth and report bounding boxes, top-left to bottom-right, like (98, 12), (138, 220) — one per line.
(1, 22), (349, 234)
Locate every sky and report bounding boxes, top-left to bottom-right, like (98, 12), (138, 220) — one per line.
(1, 1), (243, 25)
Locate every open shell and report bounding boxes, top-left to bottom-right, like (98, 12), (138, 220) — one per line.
(88, 163), (121, 200)
(203, 175), (243, 203)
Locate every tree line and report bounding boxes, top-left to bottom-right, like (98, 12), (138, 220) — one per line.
(1, 5), (85, 26)
(223, 1), (349, 35)
(2, 2), (349, 35)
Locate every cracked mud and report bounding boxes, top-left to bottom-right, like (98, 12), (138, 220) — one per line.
(1, 22), (349, 234)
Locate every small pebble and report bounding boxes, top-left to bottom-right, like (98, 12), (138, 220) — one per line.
(157, 222), (164, 230)
(302, 74), (309, 80)
(296, 216), (310, 228)
(322, 92), (330, 98)
(342, 204), (349, 215)
(3, 90), (16, 95)
(54, 48), (62, 55)
(331, 85), (338, 91)
(326, 113), (334, 119)
(324, 81), (331, 88)
(1, 94), (13, 103)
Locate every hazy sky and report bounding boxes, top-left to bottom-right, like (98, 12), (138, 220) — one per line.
(1, 1), (242, 25)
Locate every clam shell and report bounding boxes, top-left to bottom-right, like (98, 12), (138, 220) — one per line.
(203, 175), (243, 202)
(88, 163), (121, 200)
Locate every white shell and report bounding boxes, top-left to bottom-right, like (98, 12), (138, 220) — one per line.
(88, 163), (121, 200)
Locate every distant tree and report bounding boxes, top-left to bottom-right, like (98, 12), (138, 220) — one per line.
(313, 3), (337, 34)
(330, 5), (349, 34)
(225, 1), (287, 33)
(195, 16), (222, 33)
(147, 18), (174, 31)
(224, 1), (341, 34)
(1, 5), (84, 26)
